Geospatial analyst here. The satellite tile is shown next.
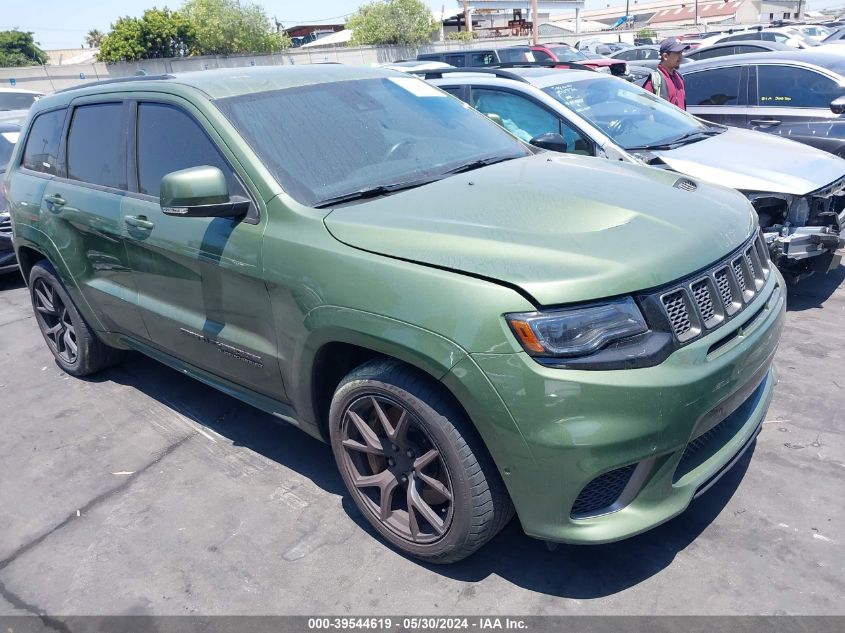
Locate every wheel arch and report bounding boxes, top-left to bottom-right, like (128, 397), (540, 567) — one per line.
(295, 307), (469, 442)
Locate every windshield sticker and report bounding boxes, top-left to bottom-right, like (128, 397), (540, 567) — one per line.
(1, 132), (19, 144)
(388, 77), (447, 98)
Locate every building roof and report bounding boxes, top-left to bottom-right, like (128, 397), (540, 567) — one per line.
(648, 0), (744, 25)
(300, 29), (353, 48)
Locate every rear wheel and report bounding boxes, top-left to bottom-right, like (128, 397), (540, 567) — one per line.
(329, 359), (513, 563)
(29, 261), (125, 376)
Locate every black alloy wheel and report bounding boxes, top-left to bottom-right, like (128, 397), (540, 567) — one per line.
(28, 260), (125, 376)
(32, 277), (78, 364)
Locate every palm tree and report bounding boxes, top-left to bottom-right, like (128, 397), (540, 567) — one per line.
(85, 29), (104, 48)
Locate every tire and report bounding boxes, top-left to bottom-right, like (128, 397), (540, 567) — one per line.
(329, 358), (513, 563)
(29, 260), (125, 376)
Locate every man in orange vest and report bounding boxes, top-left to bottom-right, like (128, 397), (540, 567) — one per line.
(643, 37), (689, 110)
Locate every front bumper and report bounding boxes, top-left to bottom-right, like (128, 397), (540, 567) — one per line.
(443, 270), (785, 544)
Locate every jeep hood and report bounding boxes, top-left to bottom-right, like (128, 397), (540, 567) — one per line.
(324, 154), (756, 306)
(651, 127), (845, 196)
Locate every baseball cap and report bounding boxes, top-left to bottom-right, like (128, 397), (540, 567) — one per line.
(659, 37), (690, 55)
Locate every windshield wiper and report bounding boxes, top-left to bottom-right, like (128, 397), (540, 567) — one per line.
(441, 155), (519, 175)
(313, 177), (440, 209)
(626, 128), (723, 152)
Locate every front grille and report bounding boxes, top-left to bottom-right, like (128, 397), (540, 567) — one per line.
(0, 215), (10, 236)
(571, 464), (636, 518)
(732, 258), (747, 293)
(651, 231), (770, 346)
(662, 290), (692, 338)
(691, 279), (714, 322)
(714, 269), (732, 309)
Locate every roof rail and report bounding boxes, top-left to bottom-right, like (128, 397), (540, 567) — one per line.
(489, 61), (595, 72)
(420, 68), (531, 82)
(56, 74), (175, 94)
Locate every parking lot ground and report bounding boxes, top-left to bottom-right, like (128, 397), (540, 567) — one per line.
(0, 268), (843, 616)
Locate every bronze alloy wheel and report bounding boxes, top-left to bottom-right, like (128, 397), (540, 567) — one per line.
(32, 277), (78, 365)
(338, 394), (455, 544)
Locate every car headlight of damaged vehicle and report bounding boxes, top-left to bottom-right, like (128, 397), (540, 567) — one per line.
(507, 297), (649, 359)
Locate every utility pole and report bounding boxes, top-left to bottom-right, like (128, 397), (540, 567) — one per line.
(531, 0), (538, 45)
(695, 0), (699, 26)
(463, 0), (469, 32)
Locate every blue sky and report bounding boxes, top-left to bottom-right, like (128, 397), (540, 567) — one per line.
(4, 0), (844, 49)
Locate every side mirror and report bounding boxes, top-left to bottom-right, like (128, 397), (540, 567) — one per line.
(530, 132), (569, 153)
(160, 166), (249, 218)
(484, 112), (504, 127)
(831, 95), (845, 114)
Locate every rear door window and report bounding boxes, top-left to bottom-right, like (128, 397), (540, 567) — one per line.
(136, 102), (243, 198)
(67, 103), (127, 189)
(469, 52), (494, 66)
(685, 67), (743, 106)
(756, 65), (845, 107)
(22, 108), (66, 175)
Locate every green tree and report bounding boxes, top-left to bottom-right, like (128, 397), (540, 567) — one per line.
(85, 29), (105, 48)
(98, 8), (196, 62)
(0, 30), (48, 67)
(181, 0), (290, 55)
(348, 0), (438, 46)
(447, 31), (477, 42)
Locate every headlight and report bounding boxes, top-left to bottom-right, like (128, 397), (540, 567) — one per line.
(506, 297), (649, 358)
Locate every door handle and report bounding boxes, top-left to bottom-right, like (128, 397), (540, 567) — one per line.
(750, 119), (782, 126)
(43, 194), (66, 208)
(124, 215), (155, 230)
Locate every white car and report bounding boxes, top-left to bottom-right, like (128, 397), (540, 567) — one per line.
(0, 88), (44, 113)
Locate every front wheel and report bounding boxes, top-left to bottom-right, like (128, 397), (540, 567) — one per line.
(329, 359), (513, 563)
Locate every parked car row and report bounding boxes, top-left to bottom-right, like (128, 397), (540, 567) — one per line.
(3, 64), (793, 563)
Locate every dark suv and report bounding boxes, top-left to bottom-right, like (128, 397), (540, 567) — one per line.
(417, 46), (534, 67)
(0, 120), (21, 275)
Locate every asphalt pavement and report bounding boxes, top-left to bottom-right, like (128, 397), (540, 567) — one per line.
(0, 267), (843, 616)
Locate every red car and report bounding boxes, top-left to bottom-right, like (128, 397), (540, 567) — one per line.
(530, 44), (629, 77)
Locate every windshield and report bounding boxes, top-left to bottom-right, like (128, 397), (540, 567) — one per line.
(548, 46), (588, 62)
(0, 93), (39, 111)
(216, 77), (529, 207)
(543, 76), (715, 150)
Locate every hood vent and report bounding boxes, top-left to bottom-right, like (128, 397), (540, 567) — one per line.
(674, 177), (698, 192)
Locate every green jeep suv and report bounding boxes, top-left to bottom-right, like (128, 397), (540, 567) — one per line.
(5, 66), (785, 563)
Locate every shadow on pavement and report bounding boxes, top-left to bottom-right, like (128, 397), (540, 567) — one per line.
(87, 348), (754, 599)
(90, 353), (346, 498)
(786, 265), (844, 311)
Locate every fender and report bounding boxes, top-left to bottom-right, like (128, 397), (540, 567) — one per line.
(13, 226), (108, 333)
(289, 305), (468, 429)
